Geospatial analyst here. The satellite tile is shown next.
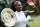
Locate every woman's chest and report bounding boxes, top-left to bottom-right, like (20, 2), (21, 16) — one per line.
(15, 11), (26, 22)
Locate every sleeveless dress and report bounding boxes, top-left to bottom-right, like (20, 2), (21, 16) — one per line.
(14, 11), (27, 27)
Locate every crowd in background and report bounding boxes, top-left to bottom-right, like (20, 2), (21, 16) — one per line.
(0, 0), (34, 12)
(0, 0), (40, 12)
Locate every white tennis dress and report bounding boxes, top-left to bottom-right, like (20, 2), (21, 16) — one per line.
(14, 11), (27, 27)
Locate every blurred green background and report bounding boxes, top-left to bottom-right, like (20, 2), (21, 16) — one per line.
(26, 16), (40, 27)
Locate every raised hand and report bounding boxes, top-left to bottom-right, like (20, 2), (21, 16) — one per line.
(27, 1), (35, 7)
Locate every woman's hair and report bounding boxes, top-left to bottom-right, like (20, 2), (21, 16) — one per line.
(10, 1), (20, 12)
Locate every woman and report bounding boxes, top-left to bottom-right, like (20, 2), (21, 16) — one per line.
(10, 1), (38, 27)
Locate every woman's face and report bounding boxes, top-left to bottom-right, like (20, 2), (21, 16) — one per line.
(15, 2), (23, 11)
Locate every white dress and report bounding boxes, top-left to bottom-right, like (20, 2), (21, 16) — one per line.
(14, 11), (27, 27)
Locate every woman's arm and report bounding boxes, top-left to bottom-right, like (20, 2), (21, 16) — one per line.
(24, 2), (39, 16)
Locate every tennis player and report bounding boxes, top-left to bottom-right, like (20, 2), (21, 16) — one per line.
(10, 1), (38, 27)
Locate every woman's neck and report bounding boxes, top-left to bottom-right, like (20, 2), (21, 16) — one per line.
(16, 10), (21, 12)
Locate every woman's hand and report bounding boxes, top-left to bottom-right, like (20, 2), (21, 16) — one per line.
(1, 21), (4, 25)
(27, 1), (35, 7)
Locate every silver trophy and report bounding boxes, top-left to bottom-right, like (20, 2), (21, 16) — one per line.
(1, 8), (17, 27)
